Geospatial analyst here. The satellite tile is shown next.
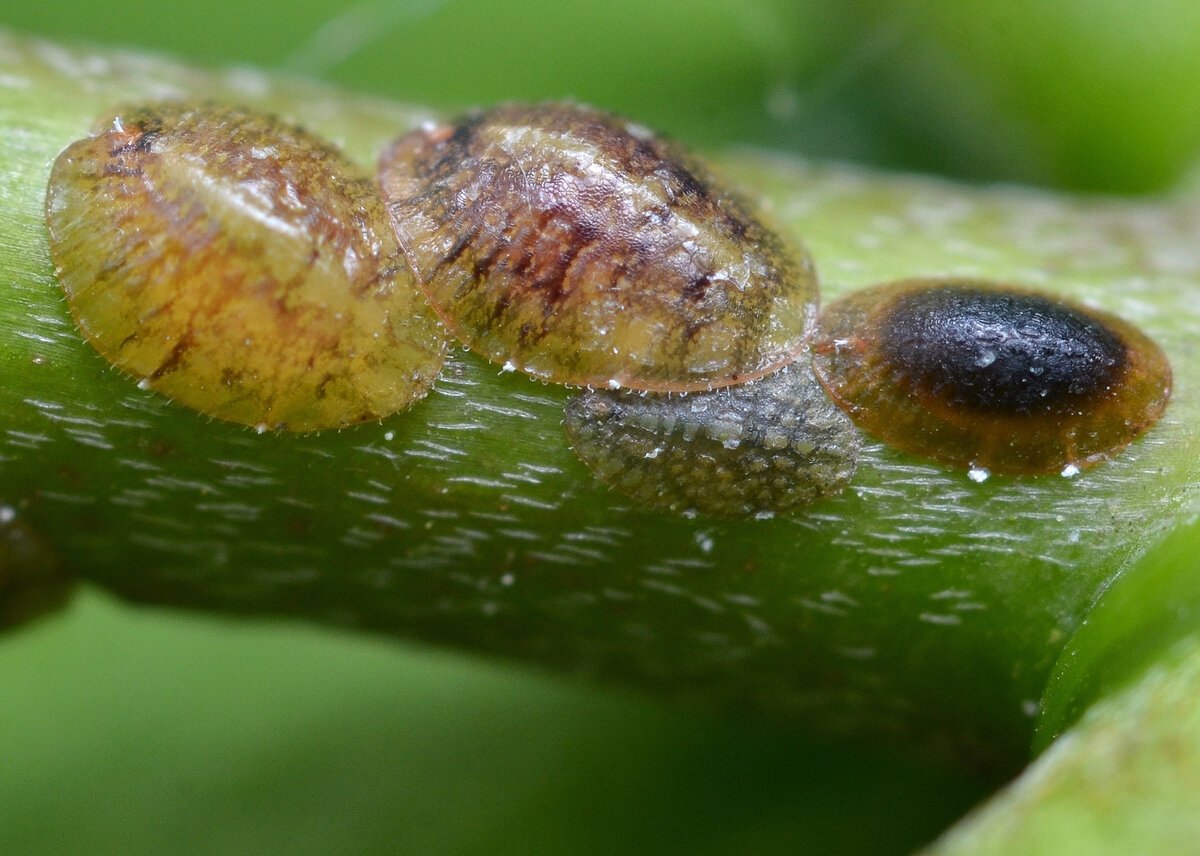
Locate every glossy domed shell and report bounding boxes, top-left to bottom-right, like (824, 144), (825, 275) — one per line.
(45, 103), (447, 432)
(378, 101), (818, 392)
(810, 278), (1172, 475)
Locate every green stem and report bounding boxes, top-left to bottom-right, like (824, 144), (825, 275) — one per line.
(3, 30), (1199, 779)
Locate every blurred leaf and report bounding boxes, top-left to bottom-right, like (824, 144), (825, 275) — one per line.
(927, 633), (1200, 856)
(1038, 516), (1200, 748)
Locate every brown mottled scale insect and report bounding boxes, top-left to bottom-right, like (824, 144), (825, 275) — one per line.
(378, 101), (819, 392)
(0, 510), (73, 632)
(811, 278), (1172, 475)
(45, 102), (447, 432)
(564, 361), (860, 518)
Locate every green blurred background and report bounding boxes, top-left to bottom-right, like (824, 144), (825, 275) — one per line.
(8, 0), (1200, 192)
(4, 1), (1200, 853)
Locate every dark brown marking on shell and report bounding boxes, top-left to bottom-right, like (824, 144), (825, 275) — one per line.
(378, 101), (819, 391)
(811, 278), (1172, 474)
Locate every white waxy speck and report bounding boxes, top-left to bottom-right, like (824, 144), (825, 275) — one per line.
(974, 349), (996, 368)
(967, 467), (990, 483)
(624, 120), (653, 140)
(0, 505), (15, 524)
(500, 361), (517, 373)
(1060, 463), (1081, 478)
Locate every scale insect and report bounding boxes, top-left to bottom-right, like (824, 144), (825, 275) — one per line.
(45, 102), (447, 432)
(377, 101), (819, 393)
(564, 361), (860, 518)
(44, 101), (1174, 516)
(811, 278), (1172, 475)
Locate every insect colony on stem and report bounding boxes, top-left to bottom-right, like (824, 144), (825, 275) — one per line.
(44, 101), (1173, 518)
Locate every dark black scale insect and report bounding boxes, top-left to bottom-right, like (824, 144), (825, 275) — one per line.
(812, 278), (1171, 475)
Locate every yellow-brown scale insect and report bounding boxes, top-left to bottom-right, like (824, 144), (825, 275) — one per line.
(46, 102), (447, 432)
